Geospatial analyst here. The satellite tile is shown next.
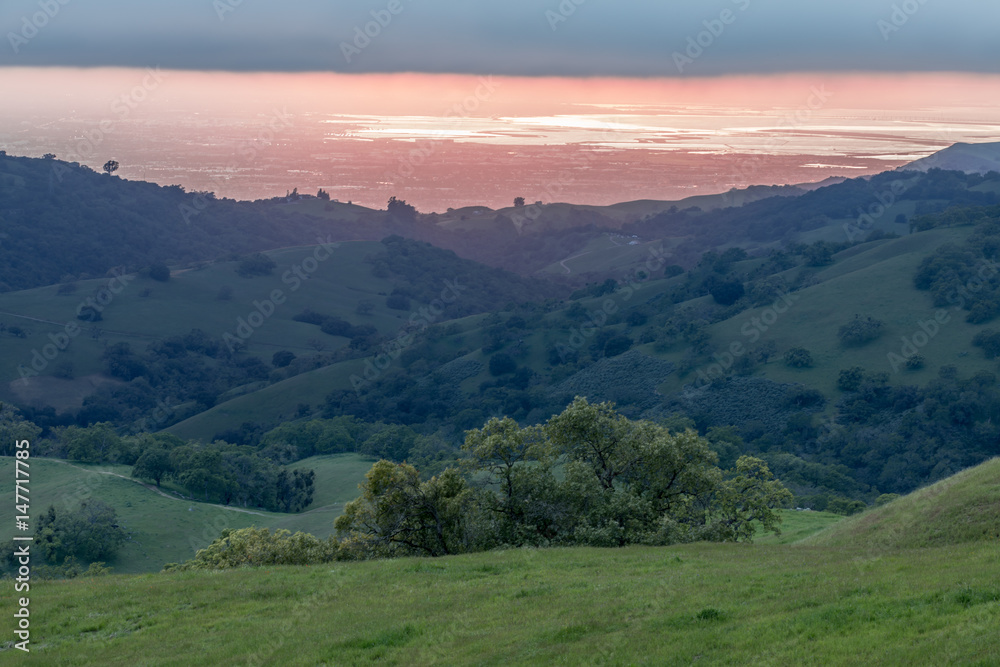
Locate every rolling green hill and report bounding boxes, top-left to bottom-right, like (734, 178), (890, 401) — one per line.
(0, 454), (373, 573)
(0, 235), (557, 422)
(0, 241), (396, 412)
(140, 221), (1000, 477)
(657, 226), (980, 398)
(802, 457), (1000, 549)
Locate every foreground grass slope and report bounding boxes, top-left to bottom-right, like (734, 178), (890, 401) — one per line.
(803, 457), (1000, 549)
(9, 542), (998, 665)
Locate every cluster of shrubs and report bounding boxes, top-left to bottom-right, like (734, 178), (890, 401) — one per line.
(236, 253), (278, 278)
(292, 309), (380, 348)
(837, 315), (885, 346)
(168, 399), (792, 570)
(914, 232), (1000, 324)
(0, 501), (125, 578)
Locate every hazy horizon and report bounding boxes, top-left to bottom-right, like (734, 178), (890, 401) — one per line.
(4, 68), (1000, 211)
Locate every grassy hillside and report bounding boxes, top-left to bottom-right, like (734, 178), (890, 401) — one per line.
(803, 458), (1000, 549)
(647, 227), (981, 399)
(0, 454), (373, 573)
(167, 223), (993, 445)
(1, 233), (553, 425)
(164, 357), (369, 440)
(14, 541), (999, 665)
(0, 241), (396, 407)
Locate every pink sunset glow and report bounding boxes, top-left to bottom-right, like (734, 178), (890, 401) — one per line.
(4, 68), (1000, 211)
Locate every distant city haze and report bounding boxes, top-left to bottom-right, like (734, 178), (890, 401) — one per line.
(3, 69), (1000, 212)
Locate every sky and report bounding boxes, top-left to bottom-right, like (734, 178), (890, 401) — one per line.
(2, 0), (999, 77)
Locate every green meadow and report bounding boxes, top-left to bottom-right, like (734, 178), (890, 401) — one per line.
(4, 459), (1000, 665)
(8, 541), (998, 665)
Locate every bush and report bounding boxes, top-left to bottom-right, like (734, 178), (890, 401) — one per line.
(603, 335), (633, 357)
(292, 309), (328, 326)
(709, 280), (745, 306)
(664, 265), (685, 278)
(972, 329), (1000, 359)
(489, 352), (517, 376)
(148, 263), (171, 282)
(236, 253), (277, 278)
(784, 348), (813, 368)
(827, 497), (867, 516)
(838, 315), (884, 346)
(272, 350), (296, 368)
(320, 318), (358, 338)
(164, 527), (339, 571)
(966, 300), (1000, 324)
(875, 493), (900, 506)
(36, 501), (127, 565)
(803, 242), (834, 267)
(837, 367), (865, 392)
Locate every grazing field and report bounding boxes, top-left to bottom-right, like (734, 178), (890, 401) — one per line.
(11, 542), (999, 665)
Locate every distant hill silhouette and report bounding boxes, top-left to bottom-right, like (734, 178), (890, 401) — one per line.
(902, 142), (1000, 175)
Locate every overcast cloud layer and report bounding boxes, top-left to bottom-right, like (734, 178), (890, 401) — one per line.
(2, 0), (998, 76)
